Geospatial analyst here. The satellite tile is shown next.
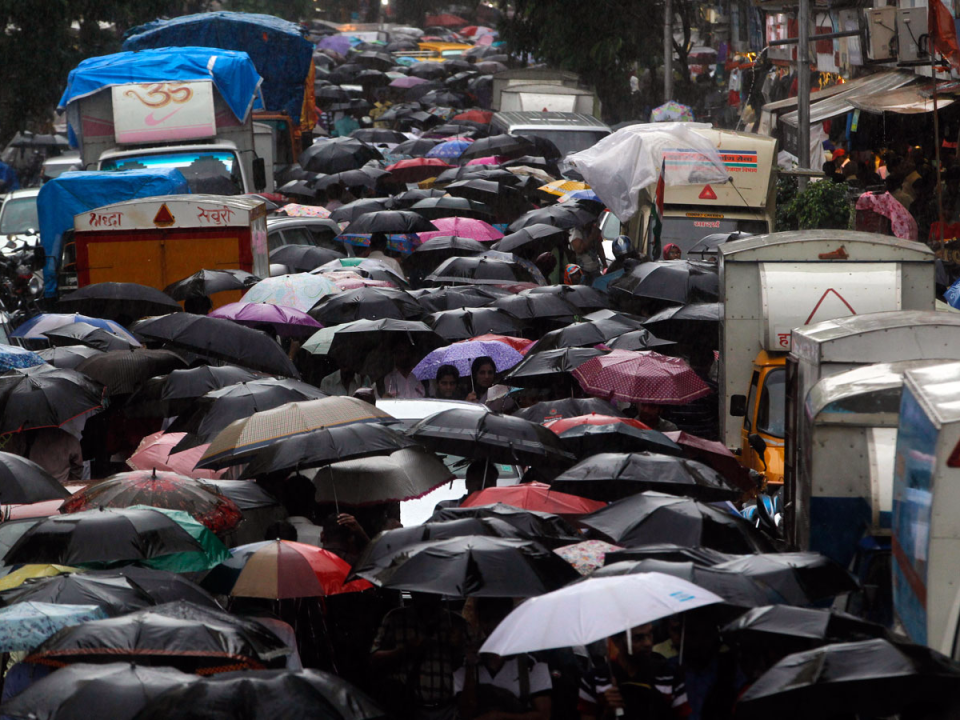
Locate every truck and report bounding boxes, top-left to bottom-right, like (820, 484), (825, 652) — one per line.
(58, 47), (268, 196)
(719, 232), (934, 485)
(490, 112), (610, 159)
(491, 69), (600, 117)
(63, 195), (268, 308)
(498, 85), (599, 116)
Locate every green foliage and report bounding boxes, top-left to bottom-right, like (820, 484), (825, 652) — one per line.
(775, 175), (799, 232)
(776, 177), (852, 232)
(220, 0), (315, 21)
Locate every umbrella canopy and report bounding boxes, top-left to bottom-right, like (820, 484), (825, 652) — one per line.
(309, 287), (422, 325)
(492, 224), (567, 258)
(385, 157), (454, 184)
(515, 397), (622, 425)
(579, 490), (773, 554)
(124, 506), (229, 574)
(651, 101), (695, 122)
(713, 552), (860, 605)
(208, 302), (322, 338)
(58, 283), (182, 322)
(87, 566), (220, 609)
(413, 285), (507, 313)
(328, 198), (395, 223)
(460, 482), (605, 515)
(0, 452), (70, 504)
(722, 604), (891, 644)
(0, 602), (107, 653)
(44, 323), (139, 353)
(302, 319), (440, 375)
(605, 328), (678, 352)
(503, 348), (607, 388)
(736, 639), (960, 720)
(25, 601), (289, 673)
(425, 138), (473, 159)
(241, 272), (340, 312)
(393, 137), (443, 157)
(428, 503), (581, 543)
(426, 255), (538, 286)
(354, 535), (580, 598)
(461, 134), (533, 161)
(643, 302), (721, 343)
(0, 565), (79, 592)
(406, 235), (487, 271)
(409, 408), (575, 466)
(12, 314), (137, 343)
(531, 316), (643, 351)
(312, 446), (453, 505)
(130, 669), (386, 720)
(0, 662), (197, 720)
(550, 423), (684, 460)
(197, 395), (394, 470)
(73, 349), (187, 397)
(424, 307), (523, 341)
(0, 344), (44, 372)
(480, 573), (723, 655)
(36, 345), (103, 370)
(3, 507), (203, 566)
(412, 339), (523, 380)
(525, 285), (612, 312)
(554, 540), (624, 575)
(278, 203), (331, 218)
(125, 366), (261, 419)
(268, 245), (344, 273)
(134, 314), (299, 378)
(164, 270), (260, 301)
(0, 573), (155, 616)
(490, 293), (579, 322)
(203, 540), (372, 599)
(339, 210), (436, 236)
(573, 350), (711, 405)
(508, 204), (597, 232)
(0, 365), (104, 434)
(300, 137), (383, 174)
(663, 430), (753, 491)
(552, 452), (741, 502)
(61, 470), (242, 535)
(604, 543), (737, 567)
(410, 196), (493, 220)
(611, 261), (719, 305)
(418, 216), (503, 242)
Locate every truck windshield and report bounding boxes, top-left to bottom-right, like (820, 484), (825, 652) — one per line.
(654, 217), (769, 255)
(757, 368), (786, 438)
(515, 130), (609, 158)
(0, 198), (39, 234)
(100, 150), (244, 195)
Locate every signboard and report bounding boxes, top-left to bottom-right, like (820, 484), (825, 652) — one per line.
(112, 81), (217, 145)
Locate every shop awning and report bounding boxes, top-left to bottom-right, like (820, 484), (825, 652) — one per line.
(850, 84), (954, 114)
(779, 71), (918, 127)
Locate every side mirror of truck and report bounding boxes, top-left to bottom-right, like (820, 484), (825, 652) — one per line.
(729, 395), (747, 417)
(253, 157), (267, 192)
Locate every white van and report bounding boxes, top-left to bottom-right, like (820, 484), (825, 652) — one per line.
(491, 111), (610, 158)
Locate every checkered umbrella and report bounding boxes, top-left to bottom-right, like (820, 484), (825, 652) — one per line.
(572, 349), (711, 405)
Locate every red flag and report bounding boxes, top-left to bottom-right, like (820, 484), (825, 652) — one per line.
(656, 158), (666, 218)
(930, 0), (960, 69)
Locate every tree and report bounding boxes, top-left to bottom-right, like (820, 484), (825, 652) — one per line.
(219, 0), (315, 22)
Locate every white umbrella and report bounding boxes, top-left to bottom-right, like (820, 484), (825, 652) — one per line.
(479, 572), (723, 656)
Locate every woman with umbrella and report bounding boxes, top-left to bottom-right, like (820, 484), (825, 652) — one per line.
(466, 356), (497, 403)
(433, 364), (464, 400)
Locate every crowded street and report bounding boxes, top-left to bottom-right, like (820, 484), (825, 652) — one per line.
(0, 5), (957, 720)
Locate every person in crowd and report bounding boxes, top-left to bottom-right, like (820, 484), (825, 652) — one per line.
(320, 359), (372, 396)
(534, 252), (558, 283)
(183, 295), (212, 315)
(333, 112), (360, 138)
(666, 612), (739, 720)
(606, 235), (638, 275)
(663, 244), (682, 261)
(362, 233), (407, 280)
(378, 340), (426, 399)
(662, 347), (720, 440)
(653, 617), (682, 659)
(570, 224), (602, 284)
(563, 264), (584, 286)
(370, 593), (471, 720)
(353, 387), (377, 406)
(466, 356), (497, 403)
(455, 597), (552, 720)
(634, 402), (679, 433)
(433, 364), (463, 400)
(434, 460), (499, 513)
(283, 474), (323, 546)
(325, 183), (350, 211)
(25, 427), (83, 484)
(320, 512), (369, 567)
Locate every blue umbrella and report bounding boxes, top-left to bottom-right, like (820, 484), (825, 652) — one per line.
(12, 313), (138, 343)
(413, 339), (524, 380)
(559, 189), (600, 203)
(426, 139), (473, 159)
(946, 276), (960, 308)
(0, 601), (107, 651)
(0, 344), (45, 371)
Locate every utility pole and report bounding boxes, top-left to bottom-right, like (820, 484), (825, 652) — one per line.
(797, 0), (811, 171)
(664, 0), (674, 101)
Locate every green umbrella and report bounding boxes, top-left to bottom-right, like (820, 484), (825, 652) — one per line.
(125, 506), (230, 573)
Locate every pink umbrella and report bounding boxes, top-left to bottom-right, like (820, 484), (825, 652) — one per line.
(572, 349), (711, 405)
(127, 432), (226, 480)
(418, 216), (504, 243)
(319, 270), (393, 290)
(281, 203), (331, 218)
(209, 302), (323, 337)
(477, 34), (495, 46)
(466, 156), (502, 165)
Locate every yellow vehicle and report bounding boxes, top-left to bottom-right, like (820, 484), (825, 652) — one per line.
(417, 42), (473, 59)
(738, 351), (786, 485)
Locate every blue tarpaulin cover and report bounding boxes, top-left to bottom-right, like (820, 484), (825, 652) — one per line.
(123, 12), (312, 123)
(58, 47), (262, 124)
(38, 169), (190, 297)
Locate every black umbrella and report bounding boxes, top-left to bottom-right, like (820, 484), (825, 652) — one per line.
(132, 668), (386, 720)
(88, 566), (221, 609)
(429, 502), (579, 539)
(355, 50), (394, 71)
(406, 236), (487, 271)
(611, 261), (719, 306)
(423, 307), (523, 340)
(0, 573), (156, 616)
(461, 134), (534, 161)
(317, 85), (351, 103)
(594, 559), (785, 608)
(24, 601), (288, 673)
(314, 168), (389, 192)
(228, 424), (417, 477)
(515, 134), (563, 161)
(328, 198), (395, 223)
(515, 397), (622, 424)
(125, 366), (261, 418)
(426, 256), (537, 286)
(493, 224), (567, 258)
(278, 179), (318, 198)
(300, 137), (383, 174)
(325, 63), (365, 84)
(338, 210), (436, 235)
(419, 90), (466, 108)
(407, 408), (575, 466)
(552, 452), (741, 502)
(436, 166), (518, 185)
(3, 508), (202, 566)
(354, 536), (580, 597)
(134, 314), (299, 378)
(163, 270), (260, 301)
(0, 662), (198, 720)
(737, 639), (960, 720)
(0, 451), (71, 503)
(713, 552), (859, 605)
(642, 302), (721, 344)
(503, 347), (607, 389)
(168, 378), (326, 451)
(525, 285), (612, 312)
(74, 349), (188, 397)
(394, 137), (443, 157)
(604, 543), (736, 567)
(58, 283), (182, 322)
(269, 245), (344, 272)
(309, 286), (422, 325)
(579, 490), (774, 554)
(0, 365), (104, 434)
(606, 328), (677, 351)
(36, 345), (103, 369)
(508, 204), (597, 232)
(44, 322), (139, 352)
(412, 285), (508, 313)
(722, 605), (891, 644)
(351, 127), (407, 144)
(490, 293), (580, 322)
(409, 196), (493, 220)
(530, 316), (644, 352)
(553, 424), (684, 460)
(408, 63), (447, 79)
(305, 318), (441, 375)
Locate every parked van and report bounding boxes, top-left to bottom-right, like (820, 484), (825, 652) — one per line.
(490, 111), (610, 158)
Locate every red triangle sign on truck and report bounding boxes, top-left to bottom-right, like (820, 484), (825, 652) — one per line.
(153, 204), (175, 227)
(698, 185), (718, 200)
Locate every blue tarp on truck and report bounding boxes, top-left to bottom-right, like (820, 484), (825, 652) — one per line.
(123, 12), (313, 125)
(38, 169), (190, 297)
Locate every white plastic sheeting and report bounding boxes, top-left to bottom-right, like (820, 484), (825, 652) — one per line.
(567, 123), (731, 223)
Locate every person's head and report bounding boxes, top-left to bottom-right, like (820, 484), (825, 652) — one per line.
(320, 513), (355, 550)
(263, 521), (298, 541)
(370, 232), (388, 253)
(612, 235), (632, 259)
(635, 402), (663, 426)
(885, 175), (902, 194)
(563, 263), (582, 285)
(475, 597), (515, 640)
(391, 339), (416, 372)
(436, 364), (460, 399)
(534, 251), (557, 278)
(822, 160), (836, 177)
(663, 243), (681, 260)
(327, 183), (344, 201)
(353, 387), (376, 406)
(611, 623), (656, 660)
(183, 295), (213, 316)
(471, 355), (496, 391)
(688, 345), (715, 376)
(465, 459), (498, 494)
(337, 358), (356, 378)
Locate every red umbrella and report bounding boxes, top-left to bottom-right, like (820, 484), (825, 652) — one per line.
(460, 482), (606, 515)
(60, 470), (242, 535)
(663, 430), (754, 492)
(544, 414), (651, 434)
(464, 333), (534, 354)
(573, 350), (711, 405)
(454, 110), (494, 124)
(385, 158), (454, 184)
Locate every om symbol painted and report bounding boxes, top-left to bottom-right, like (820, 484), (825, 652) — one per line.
(123, 83), (194, 108)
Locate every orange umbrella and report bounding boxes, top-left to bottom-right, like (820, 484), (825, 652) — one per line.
(460, 482), (605, 515)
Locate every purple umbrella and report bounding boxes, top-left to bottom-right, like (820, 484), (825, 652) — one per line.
(318, 35), (352, 56)
(208, 302), (323, 338)
(390, 76), (429, 89)
(413, 339), (523, 380)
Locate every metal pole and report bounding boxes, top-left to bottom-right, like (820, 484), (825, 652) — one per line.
(797, 0), (811, 171)
(933, 57), (945, 248)
(664, 0), (674, 102)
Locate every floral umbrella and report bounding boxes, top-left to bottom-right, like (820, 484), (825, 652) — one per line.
(0, 344), (45, 371)
(651, 100), (695, 122)
(241, 273), (340, 313)
(554, 540), (624, 575)
(0, 602), (107, 652)
(280, 203), (331, 218)
(412, 339), (523, 380)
